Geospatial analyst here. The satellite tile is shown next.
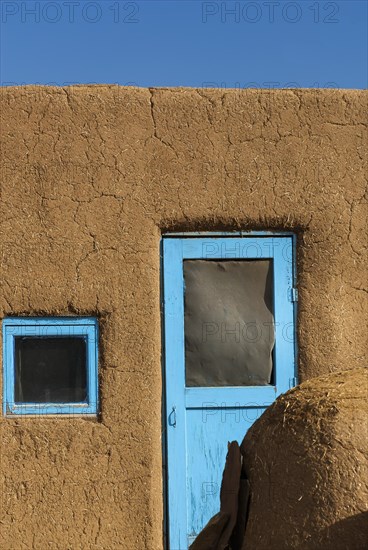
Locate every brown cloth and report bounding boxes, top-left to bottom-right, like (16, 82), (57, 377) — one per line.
(190, 441), (249, 550)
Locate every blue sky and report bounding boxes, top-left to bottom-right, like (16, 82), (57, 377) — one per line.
(1, 0), (367, 89)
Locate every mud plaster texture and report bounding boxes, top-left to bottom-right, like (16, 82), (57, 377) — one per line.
(0, 86), (367, 549)
(240, 368), (368, 550)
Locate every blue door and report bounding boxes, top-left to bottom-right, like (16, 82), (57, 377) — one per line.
(162, 234), (297, 549)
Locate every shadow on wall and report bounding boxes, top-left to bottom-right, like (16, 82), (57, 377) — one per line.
(318, 512), (368, 550)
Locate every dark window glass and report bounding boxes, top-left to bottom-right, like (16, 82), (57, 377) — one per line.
(184, 260), (275, 387)
(14, 337), (87, 403)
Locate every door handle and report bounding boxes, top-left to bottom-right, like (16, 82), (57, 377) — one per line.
(169, 405), (176, 428)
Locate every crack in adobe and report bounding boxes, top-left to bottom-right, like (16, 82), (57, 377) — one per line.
(148, 88), (179, 159)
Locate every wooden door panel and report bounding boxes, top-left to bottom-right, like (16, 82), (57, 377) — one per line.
(186, 406), (267, 542)
(162, 235), (297, 550)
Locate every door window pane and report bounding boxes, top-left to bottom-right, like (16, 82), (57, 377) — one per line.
(184, 260), (274, 386)
(14, 337), (87, 403)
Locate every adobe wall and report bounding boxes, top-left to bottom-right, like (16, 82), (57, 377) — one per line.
(0, 86), (366, 549)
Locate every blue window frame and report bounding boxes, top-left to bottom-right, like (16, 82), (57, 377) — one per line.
(2, 317), (98, 416)
(162, 232), (297, 549)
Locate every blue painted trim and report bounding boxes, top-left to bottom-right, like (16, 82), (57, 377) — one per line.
(162, 231), (295, 237)
(272, 240), (295, 394)
(181, 236), (288, 260)
(185, 386), (276, 409)
(2, 317), (98, 416)
(160, 238), (169, 550)
(291, 233), (299, 385)
(162, 239), (188, 549)
(162, 234), (297, 549)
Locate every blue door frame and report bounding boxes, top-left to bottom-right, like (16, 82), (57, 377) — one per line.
(162, 233), (297, 549)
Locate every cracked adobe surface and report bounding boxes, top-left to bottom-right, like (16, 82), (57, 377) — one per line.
(0, 86), (367, 549)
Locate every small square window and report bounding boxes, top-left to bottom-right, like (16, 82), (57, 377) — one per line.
(2, 318), (98, 416)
